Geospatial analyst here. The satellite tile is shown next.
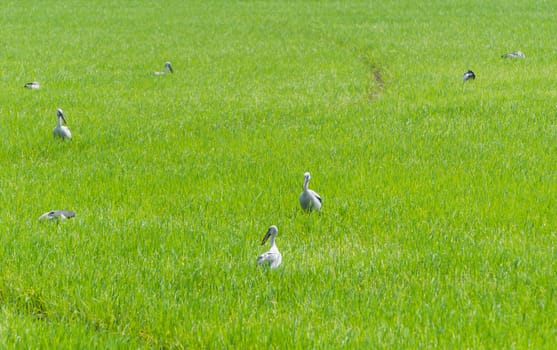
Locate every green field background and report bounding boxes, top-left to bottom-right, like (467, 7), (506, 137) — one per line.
(1, 0), (556, 348)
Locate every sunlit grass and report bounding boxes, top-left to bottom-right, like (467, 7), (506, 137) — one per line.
(1, 0), (556, 348)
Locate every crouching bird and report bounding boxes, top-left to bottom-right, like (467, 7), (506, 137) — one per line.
(39, 210), (76, 221)
(501, 51), (525, 59)
(462, 70), (476, 82)
(154, 61), (173, 75)
(24, 82), (40, 89)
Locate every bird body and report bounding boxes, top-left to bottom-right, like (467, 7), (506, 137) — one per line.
(462, 70), (476, 82)
(502, 51), (525, 58)
(24, 82), (40, 89)
(39, 210), (76, 221)
(53, 108), (72, 140)
(257, 225), (282, 269)
(299, 172), (322, 212)
(154, 61), (173, 75)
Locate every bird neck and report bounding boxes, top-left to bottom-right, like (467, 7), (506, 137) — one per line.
(57, 116), (62, 127)
(303, 179), (309, 191)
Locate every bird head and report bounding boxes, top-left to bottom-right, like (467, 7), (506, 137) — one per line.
(165, 62), (173, 73)
(56, 109), (67, 124)
(261, 225), (278, 245)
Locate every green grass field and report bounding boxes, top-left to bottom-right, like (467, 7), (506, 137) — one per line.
(1, 0), (556, 348)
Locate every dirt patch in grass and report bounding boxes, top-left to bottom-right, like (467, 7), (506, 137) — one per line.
(359, 52), (385, 101)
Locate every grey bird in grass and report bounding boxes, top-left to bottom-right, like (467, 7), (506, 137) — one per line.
(24, 82), (40, 90)
(462, 70), (476, 82)
(39, 210), (76, 221)
(501, 51), (525, 59)
(257, 225), (282, 269)
(154, 61), (173, 75)
(299, 172), (322, 212)
(53, 108), (72, 140)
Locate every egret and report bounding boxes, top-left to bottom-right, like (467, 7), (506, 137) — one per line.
(462, 70), (476, 82)
(154, 61), (173, 75)
(257, 225), (282, 269)
(39, 210), (76, 221)
(53, 108), (72, 140)
(501, 51), (525, 59)
(299, 172), (322, 212)
(24, 82), (40, 90)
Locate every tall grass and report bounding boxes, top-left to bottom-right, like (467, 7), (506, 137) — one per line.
(1, 0), (556, 348)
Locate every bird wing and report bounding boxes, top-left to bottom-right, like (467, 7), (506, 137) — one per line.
(310, 190), (322, 204)
(62, 126), (72, 139)
(59, 210), (76, 218)
(39, 211), (57, 220)
(257, 251), (280, 266)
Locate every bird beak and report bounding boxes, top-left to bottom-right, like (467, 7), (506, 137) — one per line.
(61, 115), (67, 124)
(169, 66), (174, 73)
(261, 229), (271, 245)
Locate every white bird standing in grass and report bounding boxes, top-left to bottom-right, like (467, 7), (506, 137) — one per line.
(39, 210), (76, 221)
(257, 225), (282, 269)
(154, 61), (173, 75)
(53, 108), (72, 140)
(299, 172), (322, 212)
